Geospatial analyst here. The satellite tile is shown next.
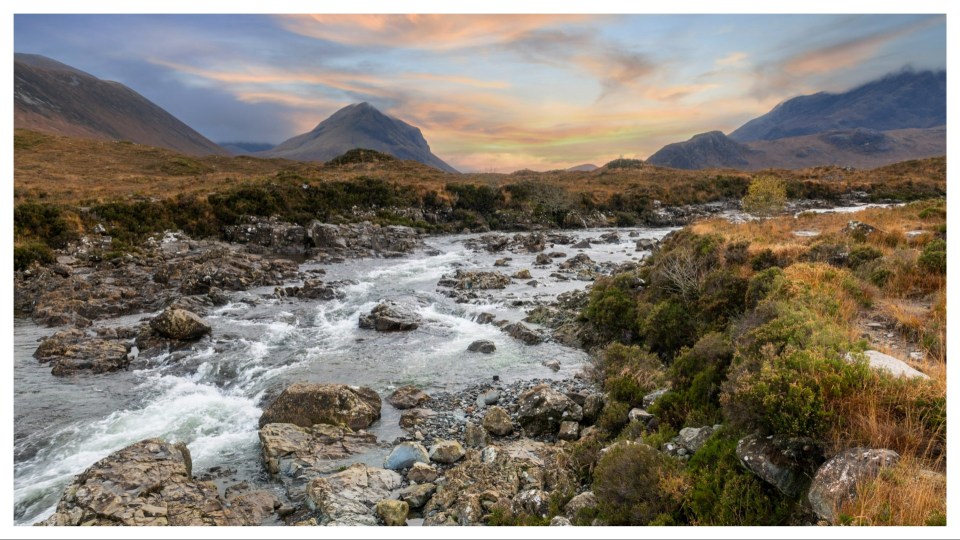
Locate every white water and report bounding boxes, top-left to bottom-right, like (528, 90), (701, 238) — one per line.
(13, 227), (674, 524)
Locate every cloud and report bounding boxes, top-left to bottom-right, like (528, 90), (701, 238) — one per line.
(715, 51), (747, 67)
(276, 14), (595, 50)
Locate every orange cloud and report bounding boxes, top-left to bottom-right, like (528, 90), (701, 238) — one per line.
(715, 51), (747, 67)
(276, 14), (597, 50)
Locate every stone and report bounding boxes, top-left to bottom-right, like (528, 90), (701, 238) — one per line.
(494, 258), (510, 267)
(387, 385), (431, 409)
(41, 438), (246, 526)
(849, 350), (930, 379)
(376, 499), (408, 526)
(513, 269), (532, 280)
(558, 421), (579, 441)
(429, 440), (466, 464)
(258, 383), (381, 430)
(564, 491), (598, 520)
(467, 340), (497, 354)
(581, 394), (604, 425)
(503, 322), (543, 345)
(513, 489), (549, 517)
(550, 516), (572, 526)
(807, 448), (900, 522)
(676, 425), (718, 454)
(149, 308), (212, 340)
(571, 239), (591, 249)
(476, 312), (497, 325)
(542, 359), (561, 372)
(483, 406), (514, 436)
(465, 421), (491, 448)
(259, 422), (377, 477)
(398, 482), (437, 509)
(306, 463), (402, 526)
(406, 462), (437, 484)
(453, 270), (511, 290)
(358, 301), (421, 332)
(384, 442), (430, 470)
(399, 408), (436, 429)
(516, 384), (583, 436)
(635, 238), (658, 251)
(34, 328), (130, 376)
(535, 253), (552, 265)
(736, 434), (826, 498)
(642, 388), (668, 409)
(476, 388), (501, 407)
(628, 408), (655, 424)
(226, 489), (281, 526)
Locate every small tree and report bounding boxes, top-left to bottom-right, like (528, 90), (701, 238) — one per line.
(741, 176), (787, 219)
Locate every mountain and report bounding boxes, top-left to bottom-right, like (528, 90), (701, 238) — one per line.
(646, 131), (753, 169)
(220, 142), (275, 155)
(729, 70), (946, 142)
(566, 163), (598, 172)
(647, 70), (946, 170)
(259, 102), (458, 173)
(647, 127), (944, 171)
(14, 53), (226, 156)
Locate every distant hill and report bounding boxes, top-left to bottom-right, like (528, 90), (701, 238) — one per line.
(566, 163), (598, 172)
(14, 53), (226, 156)
(220, 142), (275, 155)
(729, 70), (946, 142)
(259, 102), (458, 173)
(647, 70), (945, 170)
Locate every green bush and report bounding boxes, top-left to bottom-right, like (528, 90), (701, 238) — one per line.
(918, 239), (946, 274)
(14, 242), (55, 270)
(696, 269), (749, 328)
(652, 333), (732, 428)
(683, 431), (794, 525)
(598, 344), (665, 406)
(592, 442), (679, 525)
(596, 400), (631, 435)
(749, 248), (781, 271)
(745, 267), (786, 309)
(14, 203), (78, 248)
(584, 274), (641, 342)
(641, 299), (698, 360)
(848, 244), (883, 269)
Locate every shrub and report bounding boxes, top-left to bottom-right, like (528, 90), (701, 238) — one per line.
(724, 240), (750, 265)
(14, 203), (78, 248)
(592, 442), (680, 525)
(683, 431), (794, 525)
(918, 239), (946, 274)
(745, 267), (786, 309)
(598, 344), (665, 406)
(749, 248), (781, 271)
(653, 333), (732, 428)
(741, 176), (787, 218)
(848, 244), (883, 269)
(14, 242), (55, 270)
(641, 299), (699, 360)
(584, 274), (641, 342)
(696, 269), (749, 328)
(596, 400), (631, 435)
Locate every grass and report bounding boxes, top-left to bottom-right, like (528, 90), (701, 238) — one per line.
(839, 458), (946, 526)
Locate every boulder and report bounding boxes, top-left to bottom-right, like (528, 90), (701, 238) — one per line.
(516, 384), (583, 436)
(513, 269), (532, 280)
(34, 328), (130, 376)
(453, 270), (511, 290)
(306, 463), (402, 526)
(571, 239), (591, 249)
(736, 434), (826, 498)
(376, 499), (408, 526)
(854, 350), (930, 380)
(635, 238), (659, 251)
(483, 406), (514, 436)
(465, 421), (491, 448)
(429, 440), (466, 464)
(513, 489), (549, 517)
(807, 448), (900, 522)
(642, 388), (668, 409)
(582, 394), (604, 425)
(258, 383), (381, 430)
(676, 425), (718, 454)
(467, 340), (497, 354)
(41, 438), (245, 526)
(384, 442), (430, 470)
(503, 322), (543, 345)
(476, 388), (501, 407)
(259, 422), (377, 477)
(550, 516), (572, 526)
(359, 301), (421, 332)
(541, 359), (561, 372)
(149, 308), (211, 340)
(387, 385), (431, 409)
(406, 462), (438, 484)
(398, 482), (437, 509)
(564, 491), (598, 520)
(475, 312), (497, 325)
(535, 253), (552, 265)
(558, 421), (579, 441)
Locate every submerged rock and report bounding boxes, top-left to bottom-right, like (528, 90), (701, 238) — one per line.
(34, 327), (130, 376)
(359, 301), (421, 332)
(467, 340), (497, 354)
(149, 308), (211, 340)
(258, 383), (382, 430)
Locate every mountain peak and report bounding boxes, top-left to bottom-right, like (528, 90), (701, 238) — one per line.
(263, 103), (458, 173)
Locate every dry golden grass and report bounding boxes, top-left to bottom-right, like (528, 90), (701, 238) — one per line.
(839, 458), (946, 526)
(783, 262), (872, 326)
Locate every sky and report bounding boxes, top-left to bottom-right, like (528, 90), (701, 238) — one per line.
(13, 13), (947, 172)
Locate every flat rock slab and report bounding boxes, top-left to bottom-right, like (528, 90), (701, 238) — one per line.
(850, 350), (930, 379)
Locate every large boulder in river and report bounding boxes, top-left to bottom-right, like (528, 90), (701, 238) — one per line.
(258, 383), (381, 430)
(516, 384), (583, 436)
(387, 385), (431, 409)
(807, 448), (900, 522)
(736, 434), (826, 498)
(452, 270), (511, 290)
(259, 423), (377, 477)
(359, 301), (421, 332)
(41, 438), (249, 526)
(149, 308), (211, 340)
(306, 463), (403, 526)
(503, 322), (543, 345)
(34, 327), (130, 376)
